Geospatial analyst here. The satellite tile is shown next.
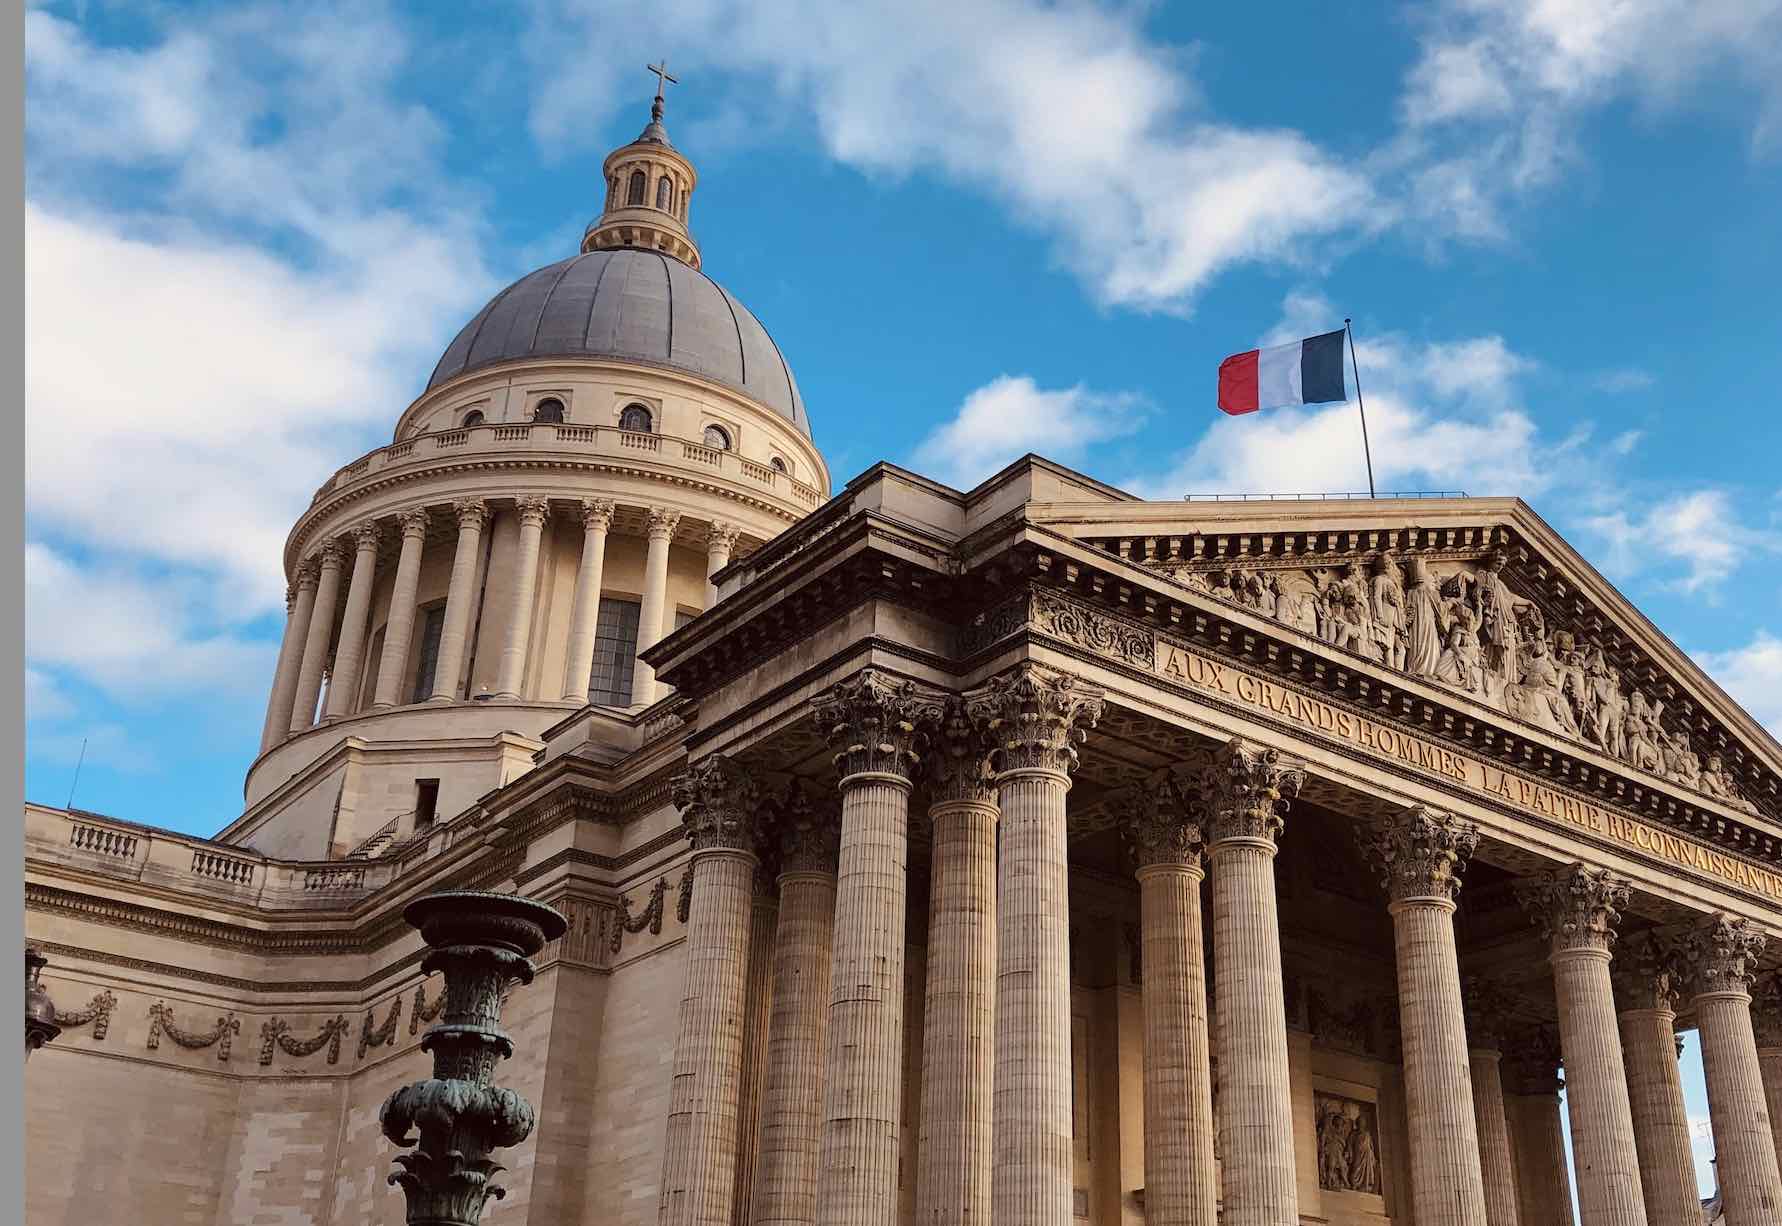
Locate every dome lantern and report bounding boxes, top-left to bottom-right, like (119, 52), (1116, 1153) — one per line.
(582, 62), (701, 269)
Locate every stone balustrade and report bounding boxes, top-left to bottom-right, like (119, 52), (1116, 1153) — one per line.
(307, 422), (823, 513)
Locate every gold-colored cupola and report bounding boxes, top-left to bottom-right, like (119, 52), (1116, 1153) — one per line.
(581, 61), (701, 269)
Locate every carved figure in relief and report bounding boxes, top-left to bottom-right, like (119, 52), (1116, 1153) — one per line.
(1623, 692), (1664, 773)
(1434, 621), (1484, 694)
(1505, 637), (1580, 738)
(1319, 563), (1374, 656)
(1474, 551), (1529, 701)
(1317, 1099), (1353, 1190)
(1662, 730), (1702, 789)
(1701, 754), (1757, 814)
(1347, 1104), (1380, 1193)
(1585, 652), (1627, 760)
(1402, 557), (1446, 678)
(1370, 555), (1407, 670)
(1276, 575), (1322, 637)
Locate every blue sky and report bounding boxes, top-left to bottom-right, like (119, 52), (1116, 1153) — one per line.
(20, 0), (1782, 1196)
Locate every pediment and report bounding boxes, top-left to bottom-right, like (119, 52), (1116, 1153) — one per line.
(1031, 497), (1779, 822)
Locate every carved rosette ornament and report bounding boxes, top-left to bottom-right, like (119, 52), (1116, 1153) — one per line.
(966, 665), (1105, 779)
(1198, 738), (1306, 847)
(1685, 914), (1769, 1000)
(1609, 930), (1684, 1014)
(771, 783), (841, 876)
(813, 669), (940, 784)
(1119, 771), (1205, 870)
(671, 755), (762, 855)
(379, 891), (566, 1226)
(25, 948), (60, 1060)
(1516, 863), (1631, 956)
(1358, 806), (1479, 906)
(924, 696), (997, 807)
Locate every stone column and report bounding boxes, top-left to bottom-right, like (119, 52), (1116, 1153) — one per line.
(659, 756), (763, 1226)
(430, 499), (488, 703)
(1120, 771), (1217, 1226)
(289, 541), (345, 731)
(1686, 915), (1782, 1226)
(372, 508), (430, 708)
(261, 565), (316, 750)
(1360, 807), (1488, 1226)
(1755, 977), (1782, 1194)
(914, 698), (999, 1226)
(1518, 864), (1649, 1226)
(494, 496), (550, 700)
(811, 670), (934, 1226)
(750, 787), (840, 1226)
(969, 666), (1103, 1226)
(632, 506), (682, 705)
(1504, 1033), (1576, 1226)
(1201, 738), (1305, 1226)
(1460, 986), (1521, 1226)
(560, 498), (615, 703)
(1611, 934), (1701, 1226)
(733, 870), (779, 1225)
(324, 522), (381, 719)
(706, 521), (741, 608)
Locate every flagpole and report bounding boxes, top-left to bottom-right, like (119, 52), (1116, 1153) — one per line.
(1345, 317), (1376, 498)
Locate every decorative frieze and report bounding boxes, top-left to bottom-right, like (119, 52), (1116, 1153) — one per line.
(1030, 586), (1154, 664)
(146, 1002), (240, 1061)
(966, 664), (1104, 777)
(1199, 737), (1305, 846)
(813, 668), (939, 783)
(258, 1015), (349, 1066)
(1517, 862), (1630, 955)
(1357, 806), (1478, 904)
(1686, 914), (1769, 999)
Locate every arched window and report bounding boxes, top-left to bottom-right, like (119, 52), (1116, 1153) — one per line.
(462, 409), (485, 427)
(769, 456), (789, 474)
(606, 175), (618, 210)
(533, 397), (566, 423)
(619, 403), (654, 433)
(627, 170), (646, 206)
(703, 424), (732, 451)
(656, 175), (673, 211)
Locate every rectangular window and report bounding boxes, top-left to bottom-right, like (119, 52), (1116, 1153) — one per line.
(588, 597), (642, 707)
(674, 608), (696, 631)
(414, 779), (440, 829)
(410, 604), (447, 703)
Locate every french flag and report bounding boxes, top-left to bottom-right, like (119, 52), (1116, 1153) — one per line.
(1217, 329), (1348, 415)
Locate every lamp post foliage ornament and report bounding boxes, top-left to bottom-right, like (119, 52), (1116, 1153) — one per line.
(379, 891), (566, 1226)
(25, 947), (60, 1060)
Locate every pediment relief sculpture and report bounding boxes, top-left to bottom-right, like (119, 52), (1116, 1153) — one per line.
(1145, 547), (1763, 817)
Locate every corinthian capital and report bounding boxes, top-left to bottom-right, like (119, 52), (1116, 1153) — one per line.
(515, 496), (551, 526)
(1359, 806), (1478, 905)
(294, 558), (321, 590)
(1461, 977), (1518, 1052)
(645, 507), (682, 540)
(317, 540), (348, 570)
(352, 521), (382, 550)
(1610, 930), (1684, 1014)
(1752, 975), (1782, 1049)
(452, 499), (489, 530)
(1199, 738), (1305, 847)
(707, 520), (742, 553)
(923, 696), (997, 807)
(1120, 770), (1204, 870)
(671, 755), (762, 855)
(578, 498), (616, 533)
(965, 665), (1104, 778)
(771, 783), (841, 875)
(396, 507), (430, 538)
(1685, 914), (1768, 999)
(1517, 863), (1631, 956)
(813, 669), (940, 784)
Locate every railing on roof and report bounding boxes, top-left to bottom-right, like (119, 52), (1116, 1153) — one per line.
(1181, 490), (1469, 502)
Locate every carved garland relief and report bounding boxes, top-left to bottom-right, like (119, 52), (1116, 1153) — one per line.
(1147, 549), (1760, 815)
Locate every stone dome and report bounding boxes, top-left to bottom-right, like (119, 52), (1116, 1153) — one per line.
(427, 248), (810, 437)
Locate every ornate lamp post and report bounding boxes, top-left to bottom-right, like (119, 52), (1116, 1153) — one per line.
(25, 947), (61, 1061)
(379, 891), (566, 1226)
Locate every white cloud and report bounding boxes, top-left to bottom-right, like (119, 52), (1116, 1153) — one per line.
(911, 376), (1145, 491)
(1583, 489), (1780, 594)
(1594, 368), (1656, 393)
(522, 0), (1377, 313)
(1698, 633), (1782, 737)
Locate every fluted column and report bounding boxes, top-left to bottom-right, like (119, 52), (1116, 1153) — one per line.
(633, 507), (682, 705)
(968, 667), (1103, 1226)
(707, 521), (740, 609)
(1461, 980), (1521, 1226)
(1755, 977), (1782, 1194)
(430, 499), (488, 703)
(1518, 864), (1648, 1226)
(1121, 771), (1216, 1226)
(732, 872), (779, 1225)
(659, 756), (764, 1226)
(560, 498), (615, 703)
(261, 565), (316, 750)
(914, 698), (999, 1226)
(1360, 807), (1487, 1226)
(289, 542), (345, 731)
(495, 496), (550, 700)
(1504, 1034), (1576, 1226)
(1686, 915), (1782, 1226)
(1611, 934), (1701, 1226)
(1201, 739), (1305, 1226)
(812, 671), (935, 1226)
(750, 788), (840, 1226)
(324, 523), (381, 719)
(372, 508), (430, 708)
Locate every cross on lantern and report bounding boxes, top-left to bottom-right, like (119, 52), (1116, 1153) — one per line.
(647, 60), (678, 103)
